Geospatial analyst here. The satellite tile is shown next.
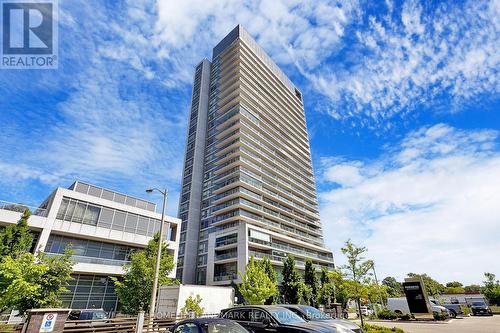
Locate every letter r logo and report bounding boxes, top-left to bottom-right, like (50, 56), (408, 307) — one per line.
(2, 1), (53, 54)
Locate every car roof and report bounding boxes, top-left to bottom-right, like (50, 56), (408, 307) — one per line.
(221, 305), (291, 312)
(177, 318), (233, 324)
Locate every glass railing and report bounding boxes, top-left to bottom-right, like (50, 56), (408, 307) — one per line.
(46, 253), (130, 266)
(215, 238), (238, 247)
(215, 251), (238, 261)
(214, 273), (238, 281)
(0, 200), (48, 217)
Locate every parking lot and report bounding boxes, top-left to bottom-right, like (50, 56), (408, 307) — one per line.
(368, 315), (499, 333)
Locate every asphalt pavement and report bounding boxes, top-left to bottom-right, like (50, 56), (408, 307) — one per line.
(366, 315), (499, 333)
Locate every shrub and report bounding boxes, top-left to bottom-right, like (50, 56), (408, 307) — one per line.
(181, 295), (204, 318)
(376, 309), (399, 320)
(433, 311), (449, 321)
(363, 324), (407, 333)
(399, 313), (411, 321)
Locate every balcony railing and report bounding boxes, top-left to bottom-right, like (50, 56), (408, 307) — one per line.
(215, 238), (238, 248)
(215, 252), (238, 261)
(0, 200), (48, 217)
(46, 253), (130, 267)
(213, 273), (238, 281)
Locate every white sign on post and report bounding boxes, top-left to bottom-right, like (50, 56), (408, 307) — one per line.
(40, 313), (57, 332)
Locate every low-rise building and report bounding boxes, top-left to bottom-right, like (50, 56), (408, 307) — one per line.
(0, 181), (180, 313)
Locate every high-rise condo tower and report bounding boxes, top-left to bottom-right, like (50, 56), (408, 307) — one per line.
(177, 25), (334, 285)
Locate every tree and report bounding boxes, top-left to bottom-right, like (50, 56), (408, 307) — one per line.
(181, 295), (204, 318)
(382, 277), (402, 297)
(0, 209), (33, 258)
(318, 267), (334, 307)
(328, 270), (350, 307)
(113, 233), (175, 314)
(0, 209), (73, 314)
(304, 259), (319, 307)
(262, 257), (278, 305)
(446, 281), (463, 288)
(340, 240), (373, 327)
(483, 272), (500, 305)
(407, 273), (445, 297)
(281, 255), (303, 304)
(0, 251), (73, 314)
(239, 257), (277, 305)
(464, 284), (482, 294)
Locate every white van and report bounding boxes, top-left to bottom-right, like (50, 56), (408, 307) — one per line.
(387, 297), (448, 315)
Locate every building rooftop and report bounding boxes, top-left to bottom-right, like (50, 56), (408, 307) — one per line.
(68, 181), (157, 212)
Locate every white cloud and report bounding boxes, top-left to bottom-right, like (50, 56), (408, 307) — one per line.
(307, 0), (500, 123)
(319, 124), (500, 284)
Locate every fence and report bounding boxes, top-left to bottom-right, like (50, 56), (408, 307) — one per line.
(2, 312), (221, 333)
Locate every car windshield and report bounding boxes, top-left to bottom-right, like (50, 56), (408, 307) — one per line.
(298, 306), (331, 320)
(268, 308), (306, 325)
(472, 302), (485, 306)
(203, 321), (248, 333)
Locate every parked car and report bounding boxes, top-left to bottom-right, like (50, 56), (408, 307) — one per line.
(387, 297), (448, 316)
(430, 299), (462, 318)
(470, 301), (493, 316)
(168, 318), (249, 333)
(68, 309), (108, 320)
(220, 305), (338, 332)
(280, 304), (362, 333)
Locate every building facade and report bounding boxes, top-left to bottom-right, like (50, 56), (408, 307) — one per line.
(0, 181), (180, 312)
(177, 25), (334, 286)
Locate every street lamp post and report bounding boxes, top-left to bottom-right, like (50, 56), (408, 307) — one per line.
(145, 188), (169, 331)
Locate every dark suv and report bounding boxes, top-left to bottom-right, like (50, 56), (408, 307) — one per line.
(220, 305), (337, 333)
(470, 301), (493, 316)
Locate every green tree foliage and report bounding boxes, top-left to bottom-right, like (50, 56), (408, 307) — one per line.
(445, 281), (465, 294)
(318, 267), (334, 306)
(382, 277), (402, 297)
(113, 233), (175, 314)
(281, 255), (303, 304)
(181, 295), (204, 317)
(239, 257), (278, 305)
(406, 273), (445, 297)
(0, 251), (73, 314)
(464, 284), (482, 294)
(328, 270), (349, 307)
(341, 240), (373, 326)
(446, 281), (463, 288)
(483, 272), (500, 305)
(366, 282), (388, 304)
(262, 257), (278, 305)
(0, 209), (73, 314)
(304, 259), (319, 307)
(0, 209), (33, 258)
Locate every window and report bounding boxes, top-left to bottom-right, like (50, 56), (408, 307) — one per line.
(125, 214), (138, 233)
(223, 309), (251, 321)
(174, 323), (198, 333)
(57, 199), (69, 219)
(84, 205), (100, 225)
(72, 202), (87, 223)
(250, 309), (271, 323)
(137, 216), (149, 236)
(65, 200), (76, 220)
(112, 211), (126, 231)
(98, 208), (114, 228)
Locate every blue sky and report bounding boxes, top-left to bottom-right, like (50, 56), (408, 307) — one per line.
(1, 0), (499, 284)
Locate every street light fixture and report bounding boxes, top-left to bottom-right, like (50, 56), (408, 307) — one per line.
(145, 187), (169, 331)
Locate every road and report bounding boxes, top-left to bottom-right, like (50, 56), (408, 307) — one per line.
(367, 315), (499, 333)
